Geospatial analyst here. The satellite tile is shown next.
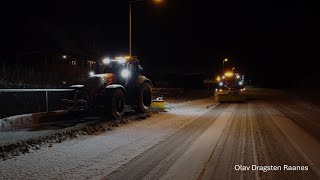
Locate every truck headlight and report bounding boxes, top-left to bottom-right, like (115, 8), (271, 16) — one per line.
(121, 69), (130, 78)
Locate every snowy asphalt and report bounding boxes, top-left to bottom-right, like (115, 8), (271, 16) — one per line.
(1, 89), (320, 179)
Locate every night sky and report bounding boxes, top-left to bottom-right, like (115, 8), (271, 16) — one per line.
(0, 0), (318, 87)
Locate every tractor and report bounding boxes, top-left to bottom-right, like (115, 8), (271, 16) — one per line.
(63, 56), (152, 119)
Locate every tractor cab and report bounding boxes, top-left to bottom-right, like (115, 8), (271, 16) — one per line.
(102, 56), (143, 82)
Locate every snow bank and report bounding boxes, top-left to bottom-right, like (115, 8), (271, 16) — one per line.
(0, 110), (68, 130)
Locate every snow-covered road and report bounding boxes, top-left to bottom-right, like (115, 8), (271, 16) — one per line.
(0, 99), (213, 179)
(1, 90), (320, 180)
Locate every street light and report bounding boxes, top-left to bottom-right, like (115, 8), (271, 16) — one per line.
(129, 0), (163, 56)
(222, 58), (228, 73)
(153, 0), (163, 2)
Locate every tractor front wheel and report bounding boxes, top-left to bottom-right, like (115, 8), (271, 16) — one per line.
(106, 88), (125, 119)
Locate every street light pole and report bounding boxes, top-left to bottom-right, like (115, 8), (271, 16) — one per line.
(223, 60), (224, 73)
(129, 0), (163, 57)
(129, 0), (144, 57)
(223, 58), (228, 73)
(129, 2), (132, 56)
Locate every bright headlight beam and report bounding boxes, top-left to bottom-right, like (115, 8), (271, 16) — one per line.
(121, 69), (130, 78)
(102, 58), (111, 64)
(224, 72), (234, 77)
(219, 82), (223, 86)
(115, 56), (127, 63)
(89, 71), (95, 76)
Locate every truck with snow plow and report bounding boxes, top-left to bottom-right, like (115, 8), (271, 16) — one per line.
(214, 71), (246, 102)
(62, 56), (152, 119)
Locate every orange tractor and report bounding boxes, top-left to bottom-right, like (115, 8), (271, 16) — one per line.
(63, 56), (152, 119)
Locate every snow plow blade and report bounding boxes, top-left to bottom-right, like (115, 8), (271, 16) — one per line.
(214, 93), (246, 102)
(151, 100), (165, 111)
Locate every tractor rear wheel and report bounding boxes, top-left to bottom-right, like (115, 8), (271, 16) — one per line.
(134, 83), (152, 113)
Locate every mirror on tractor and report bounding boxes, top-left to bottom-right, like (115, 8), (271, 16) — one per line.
(138, 65), (145, 75)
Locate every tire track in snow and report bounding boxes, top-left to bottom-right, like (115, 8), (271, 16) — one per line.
(104, 103), (229, 180)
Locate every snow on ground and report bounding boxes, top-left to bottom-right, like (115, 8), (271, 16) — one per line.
(0, 113), (150, 160)
(262, 103), (320, 177)
(0, 98), (215, 179)
(1, 89), (320, 179)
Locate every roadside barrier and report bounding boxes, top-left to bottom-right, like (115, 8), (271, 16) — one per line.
(0, 89), (73, 119)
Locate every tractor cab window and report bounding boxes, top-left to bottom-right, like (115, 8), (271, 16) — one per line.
(103, 62), (125, 74)
(128, 62), (139, 76)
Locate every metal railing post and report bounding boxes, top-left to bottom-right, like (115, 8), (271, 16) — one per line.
(45, 90), (49, 112)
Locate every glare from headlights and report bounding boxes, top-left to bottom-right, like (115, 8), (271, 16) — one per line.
(116, 57), (127, 63)
(121, 69), (130, 78)
(224, 72), (233, 77)
(219, 82), (223, 86)
(102, 58), (111, 64)
(89, 71), (95, 76)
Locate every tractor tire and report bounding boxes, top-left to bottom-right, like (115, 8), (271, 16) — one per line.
(82, 90), (91, 113)
(134, 83), (152, 113)
(106, 88), (125, 119)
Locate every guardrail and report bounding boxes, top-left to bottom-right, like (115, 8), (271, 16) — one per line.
(0, 88), (185, 119)
(0, 89), (74, 119)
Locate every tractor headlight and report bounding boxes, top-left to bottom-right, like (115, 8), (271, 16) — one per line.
(102, 58), (111, 64)
(121, 69), (130, 78)
(89, 71), (95, 76)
